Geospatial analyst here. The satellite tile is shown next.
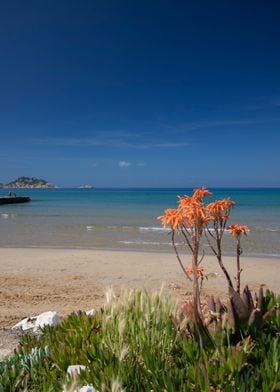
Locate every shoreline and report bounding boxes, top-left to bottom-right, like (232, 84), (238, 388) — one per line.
(0, 244), (280, 259)
(0, 247), (279, 327)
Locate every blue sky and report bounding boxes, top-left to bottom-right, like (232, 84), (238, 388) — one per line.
(0, 0), (280, 187)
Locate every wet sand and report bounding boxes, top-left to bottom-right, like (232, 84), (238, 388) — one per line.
(0, 247), (279, 327)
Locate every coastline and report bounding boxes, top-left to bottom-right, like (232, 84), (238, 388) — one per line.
(1, 244), (280, 259)
(0, 247), (279, 327)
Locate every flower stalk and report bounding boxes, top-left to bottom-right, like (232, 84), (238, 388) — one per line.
(159, 188), (250, 346)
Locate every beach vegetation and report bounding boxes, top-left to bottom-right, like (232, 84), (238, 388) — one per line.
(0, 289), (279, 391)
(0, 188), (279, 390)
(159, 188), (277, 347)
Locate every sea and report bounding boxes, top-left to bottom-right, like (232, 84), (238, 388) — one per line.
(0, 188), (280, 257)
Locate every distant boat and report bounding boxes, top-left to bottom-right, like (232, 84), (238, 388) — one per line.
(78, 185), (94, 189)
(0, 195), (31, 205)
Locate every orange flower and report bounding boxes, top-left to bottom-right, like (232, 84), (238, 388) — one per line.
(178, 195), (193, 208)
(179, 197), (210, 229)
(227, 224), (249, 237)
(193, 187), (212, 201)
(207, 198), (235, 221)
(185, 265), (204, 278)
(158, 208), (183, 229)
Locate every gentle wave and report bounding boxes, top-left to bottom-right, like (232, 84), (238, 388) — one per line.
(86, 225), (169, 232)
(85, 224), (280, 233)
(254, 227), (280, 232)
(0, 213), (17, 219)
(139, 226), (169, 232)
(119, 240), (177, 246)
(86, 225), (141, 231)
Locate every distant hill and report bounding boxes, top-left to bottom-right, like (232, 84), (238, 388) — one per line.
(3, 177), (57, 189)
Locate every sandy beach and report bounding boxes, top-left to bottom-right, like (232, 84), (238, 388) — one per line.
(0, 247), (278, 327)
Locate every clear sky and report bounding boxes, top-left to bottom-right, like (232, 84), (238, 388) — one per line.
(1, 1), (280, 187)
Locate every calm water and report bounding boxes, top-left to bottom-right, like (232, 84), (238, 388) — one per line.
(0, 188), (280, 256)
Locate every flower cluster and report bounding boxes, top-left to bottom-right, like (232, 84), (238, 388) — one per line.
(206, 198), (235, 222)
(159, 187), (212, 231)
(228, 224), (249, 237)
(159, 188), (247, 238)
(159, 208), (183, 229)
(159, 187), (249, 288)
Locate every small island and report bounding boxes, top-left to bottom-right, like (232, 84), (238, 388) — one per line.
(1, 177), (57, 189)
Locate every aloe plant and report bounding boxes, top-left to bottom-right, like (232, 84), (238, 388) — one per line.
(182, 287), (280, 339)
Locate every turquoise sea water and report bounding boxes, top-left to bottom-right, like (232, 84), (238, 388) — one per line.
(0, 188), (280, 256)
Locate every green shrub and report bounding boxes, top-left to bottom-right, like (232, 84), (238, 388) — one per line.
(0, 289), (279, 391)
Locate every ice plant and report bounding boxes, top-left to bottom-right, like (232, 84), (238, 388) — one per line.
(228, 224), (249, 294)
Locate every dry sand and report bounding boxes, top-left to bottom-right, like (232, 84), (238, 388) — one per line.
(0, 247), (279, 328)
